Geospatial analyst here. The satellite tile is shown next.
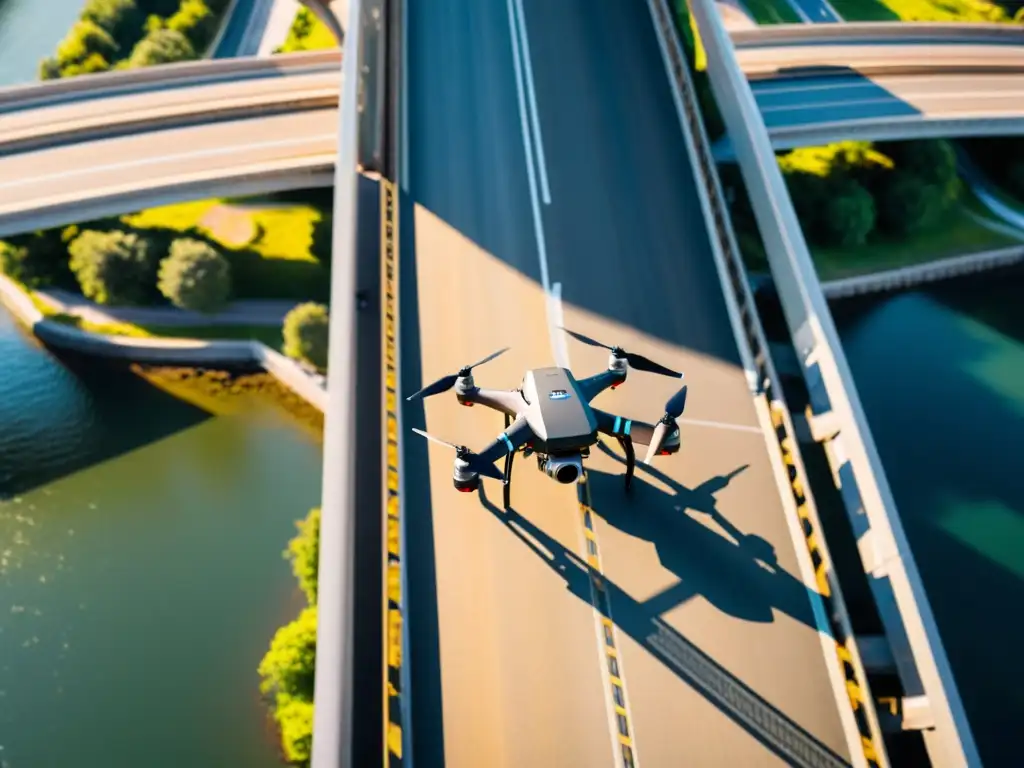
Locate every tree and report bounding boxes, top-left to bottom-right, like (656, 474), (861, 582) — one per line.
(167, 0), (219, 52)
(128, 27), (196, 67)
(874, 171), (946, 237)
(68, 229), (157, 305)
(258, 605), (318, 702)
(877, 139), (960, 208)
(157, 238), (232, 313)
(54, 20), (118, 71)
(286, 507), (320, 605)
(820, 178), (875, 248)
(283, 302), (330, 371)
(0, 228), (78, 289)
(82, 0), (144, 50)
(274, 697), (314, 766)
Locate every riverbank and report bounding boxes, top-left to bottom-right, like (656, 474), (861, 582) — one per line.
(0, 272), (327, 412)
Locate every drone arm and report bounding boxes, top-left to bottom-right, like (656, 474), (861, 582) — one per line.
(474, 416), (535, 467)
(592, 408), (656, 446)
(578, 369), (627, 402)
(460, 386), (525, 418)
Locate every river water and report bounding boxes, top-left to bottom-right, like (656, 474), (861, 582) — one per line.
(0, 309), (321, 767)
(0, 0), (85, 85)
(832, 267), (1024, 768)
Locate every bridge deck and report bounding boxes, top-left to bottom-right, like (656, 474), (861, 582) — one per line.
(400, 0), (852, 765)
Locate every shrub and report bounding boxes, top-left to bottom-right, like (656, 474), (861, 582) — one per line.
(157, 238), (232, 313)
(286, 508), (320, 605)
(877, 140), (960, 207)
(283, 302), (330, 371)
(128, 27), (196, 67)
(167, 0), (219, 52)
(68, 229), (158, 305)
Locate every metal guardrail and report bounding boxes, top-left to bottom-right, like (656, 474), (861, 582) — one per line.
(731, 21), (1024, 47)
(0, 50), (341, 113)
(688, 0), (982, 765)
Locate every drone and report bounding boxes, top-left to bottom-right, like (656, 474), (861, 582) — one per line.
(407, 327), (689, 509)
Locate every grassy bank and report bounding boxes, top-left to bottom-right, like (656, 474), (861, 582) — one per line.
(742, 0), (803, 24)
(275, 7), (338, 53)
(826, 0), (1020, 22)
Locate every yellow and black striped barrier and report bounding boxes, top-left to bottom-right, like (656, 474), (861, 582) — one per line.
(769, 403), (883, 768)
(578, 476), (637, 768)
(380, 177), (405, 767)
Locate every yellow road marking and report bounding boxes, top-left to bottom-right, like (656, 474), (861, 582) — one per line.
(381, 178), (406, 768)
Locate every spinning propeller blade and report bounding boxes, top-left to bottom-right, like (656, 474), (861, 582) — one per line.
(410, 428), (505, 480)
(644, 384), (688, 464)
(406, 346), (511, 401)
(559, 327), (682, 379)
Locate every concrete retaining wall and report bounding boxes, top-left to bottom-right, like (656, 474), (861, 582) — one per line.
(0, 273), (327, 414)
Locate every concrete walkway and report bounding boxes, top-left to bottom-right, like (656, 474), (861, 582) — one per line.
(35, 289), (299, 328)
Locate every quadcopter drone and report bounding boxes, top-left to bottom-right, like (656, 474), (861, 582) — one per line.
(407, 327), (689, 509)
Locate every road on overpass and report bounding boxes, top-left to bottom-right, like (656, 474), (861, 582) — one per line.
(0, 105), (337, 237)
(400, 0), (855, 765)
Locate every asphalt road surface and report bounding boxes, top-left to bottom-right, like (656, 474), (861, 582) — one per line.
(751, 71), (1024, 133)
(401, 0), (854, 765)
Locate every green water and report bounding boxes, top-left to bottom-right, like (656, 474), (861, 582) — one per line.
(0, 308), (321, 767)
(833, 267), (1024, 768)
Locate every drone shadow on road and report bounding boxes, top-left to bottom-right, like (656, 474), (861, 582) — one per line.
(475, 446), (847, 768)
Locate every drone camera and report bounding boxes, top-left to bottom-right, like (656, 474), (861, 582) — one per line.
(454, 476), (480, 493)
(541, 453), (584, 485)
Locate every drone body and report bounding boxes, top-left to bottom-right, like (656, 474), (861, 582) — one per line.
(409, 328), (689, 508)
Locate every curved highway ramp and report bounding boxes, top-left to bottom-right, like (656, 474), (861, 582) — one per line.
(399, 0), (858, 765)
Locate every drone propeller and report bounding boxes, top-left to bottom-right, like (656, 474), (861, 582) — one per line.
(559, 327), (682, 379)
(644, 384), (688, 464)
(406, 347), (510, 401)
(410, 428), (505, 480)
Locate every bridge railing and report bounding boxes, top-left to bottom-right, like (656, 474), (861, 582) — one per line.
(688, 0), (982, 765)
(313, 0), (370, 766)
(730, 20), (1024, 47)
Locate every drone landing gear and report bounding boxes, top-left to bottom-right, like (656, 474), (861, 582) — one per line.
(616, 435), (635, 492)
(503, 413), (515, 510)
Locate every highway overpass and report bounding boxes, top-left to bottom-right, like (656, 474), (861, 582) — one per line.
(0, 55), (340, 238)
(713, 27), (1024, 157)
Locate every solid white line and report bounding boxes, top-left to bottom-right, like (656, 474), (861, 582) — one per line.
(0, 134), (337, 190)
(678, 417), (764, 434)
(505, 0), (560, 365)
(548, 282), (571, 368)
(401, 0), (410, 192)
(511, 0), (551, 205)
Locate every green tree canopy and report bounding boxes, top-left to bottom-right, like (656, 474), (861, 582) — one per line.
(283, 302), (330, 371)
(68, 229), (158, 305)
(128, 27), (196, 67)
(821, 178), (875, 248)
(310, 213), (333, 264)
(874, 171), (947, 237)
(0, 228), (78, 289)
(258, 605), (318, 702)
(275, 696), (314, 766)
(81, 0), (143, 50)
(54, 20), (118, 70)
(157, 237), (232, 313)
(167, 0), (219, 51)
(286, 507), (320, 605)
